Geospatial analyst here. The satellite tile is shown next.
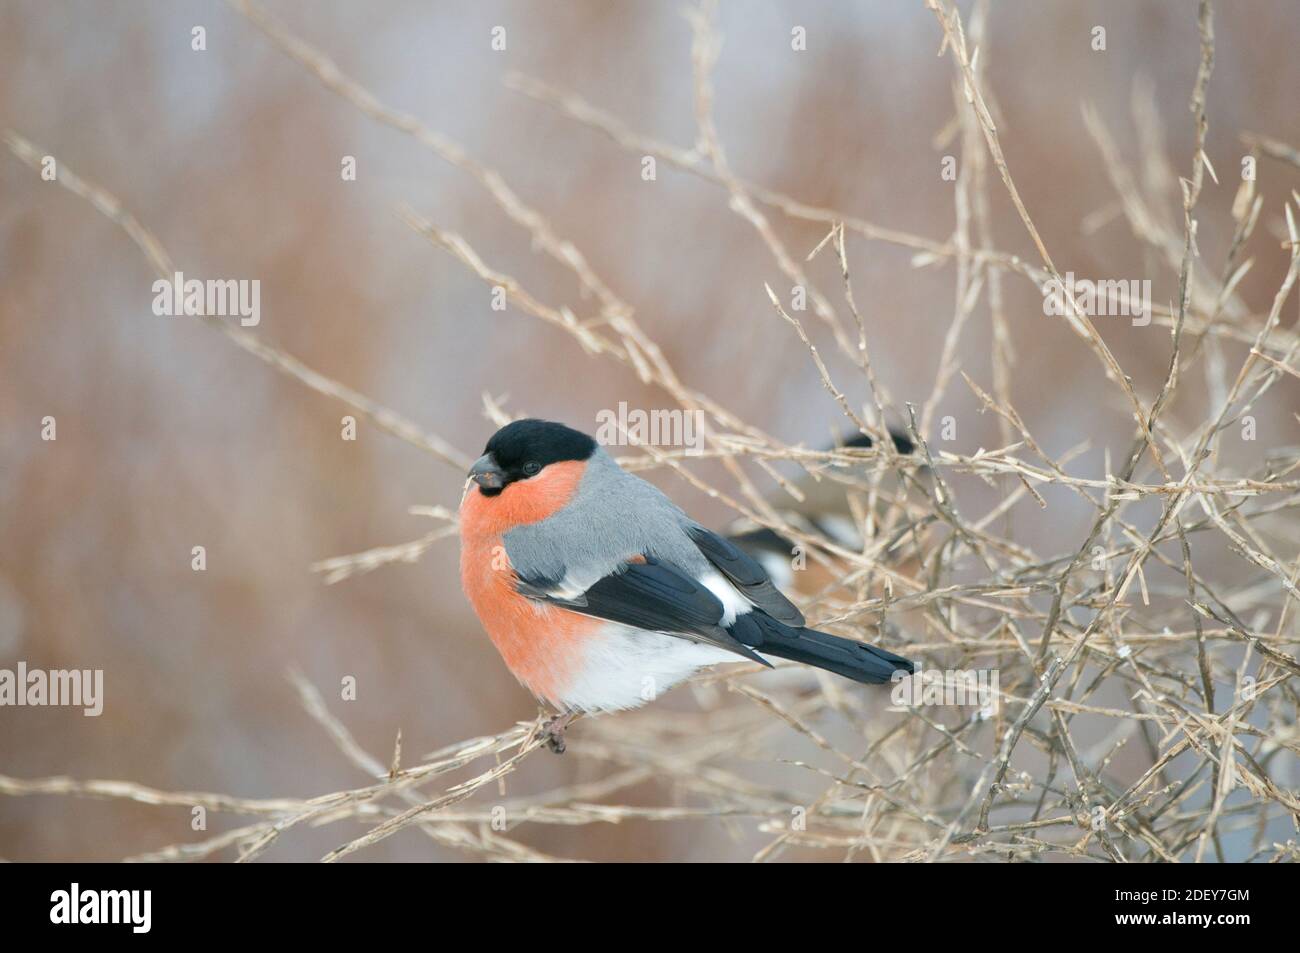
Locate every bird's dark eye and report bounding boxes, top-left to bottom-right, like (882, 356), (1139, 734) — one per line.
(523, 461), (542, 476)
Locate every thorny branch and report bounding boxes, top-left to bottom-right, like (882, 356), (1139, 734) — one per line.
(4, 0), (1298, 862)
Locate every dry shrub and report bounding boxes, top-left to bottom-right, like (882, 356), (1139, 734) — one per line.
(3, 0), (1298, 862)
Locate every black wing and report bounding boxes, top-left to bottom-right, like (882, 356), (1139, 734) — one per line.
(686, 525), (805, 625)
(516, 557), (770, 667)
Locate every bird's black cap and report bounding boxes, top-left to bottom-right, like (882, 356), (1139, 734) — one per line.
(842, 429), (915, 455)
(483, 418), (597, 477)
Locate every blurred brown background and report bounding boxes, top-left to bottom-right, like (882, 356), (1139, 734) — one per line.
(1, 0), (1297, 861)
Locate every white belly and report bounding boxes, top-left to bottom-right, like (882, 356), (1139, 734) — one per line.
(555, 624), (740, 712)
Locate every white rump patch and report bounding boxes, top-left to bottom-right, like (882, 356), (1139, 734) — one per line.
(698, 570), (752, 625)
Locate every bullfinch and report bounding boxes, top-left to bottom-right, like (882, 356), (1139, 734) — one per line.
(459, 418), (915, 750)
(726, 429), (920, 590)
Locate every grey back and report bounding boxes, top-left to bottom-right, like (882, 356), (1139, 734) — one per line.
(502, 449), (710, 589)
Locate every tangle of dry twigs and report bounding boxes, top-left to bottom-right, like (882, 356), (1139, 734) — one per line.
(3, 0), (1298, 863)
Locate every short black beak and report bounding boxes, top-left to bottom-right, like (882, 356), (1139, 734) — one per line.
(468, 453), (506, 490)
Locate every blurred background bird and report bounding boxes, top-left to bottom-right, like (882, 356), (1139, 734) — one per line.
(725, 429), (926, 592)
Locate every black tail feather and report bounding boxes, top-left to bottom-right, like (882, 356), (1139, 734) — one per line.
(729, 612), (914, 685)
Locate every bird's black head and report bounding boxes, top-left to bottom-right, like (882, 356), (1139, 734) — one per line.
(842, 429), (916, 456)
(468, 419), (597, 496)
